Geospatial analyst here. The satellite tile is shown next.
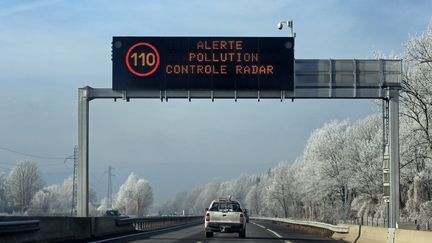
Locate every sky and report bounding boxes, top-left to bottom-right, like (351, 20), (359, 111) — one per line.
(0, 0), (431, 205)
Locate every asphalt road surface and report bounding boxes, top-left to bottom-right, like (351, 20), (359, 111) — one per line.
(91, 220), (343, 243)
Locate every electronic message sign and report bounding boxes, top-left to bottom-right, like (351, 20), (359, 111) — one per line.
(112, 37), (294, 91)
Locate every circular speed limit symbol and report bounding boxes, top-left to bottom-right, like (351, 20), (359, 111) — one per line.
(125, 42), (160, 77)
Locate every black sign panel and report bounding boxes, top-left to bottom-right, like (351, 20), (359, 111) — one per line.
(112, 37), (294, 91)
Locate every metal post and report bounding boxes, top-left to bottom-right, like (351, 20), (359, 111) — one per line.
(78, 87), (90, 217)
(388, 89), (400, 228)
(71, 145), (78, 216)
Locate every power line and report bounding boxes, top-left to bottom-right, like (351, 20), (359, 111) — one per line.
(0, 145), (65, 160)
(0, 166), (12, 171)
(0, 161), (17, 166)
(40, 171), (72, 175)
(0, 160), (69, 168)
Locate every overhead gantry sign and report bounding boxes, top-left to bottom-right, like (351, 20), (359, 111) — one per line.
(78, 36), (401, 230)
(112, 37), (294, 91)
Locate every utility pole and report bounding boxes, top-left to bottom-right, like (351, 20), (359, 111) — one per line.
(107, 166), (114, 208)
(64, 145), (79, 217)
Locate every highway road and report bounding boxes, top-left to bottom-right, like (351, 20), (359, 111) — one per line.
(91, 220), (342, 243)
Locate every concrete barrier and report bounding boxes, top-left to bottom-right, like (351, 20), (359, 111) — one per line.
(0, 216), (94, 242)
(0, 216), (201, 243)
(332, 224), (432, 243)
(357, 225), (388, 243)
(125, 216), (202, 231)
(252, 218), (432, 243)
(395, 228), (432, 243)
(94, 217), (135, 237)
(252, 217), (349, 239)
(251, 217), (348, 233)
(332, 224), (359, 242)
(0, 220), (40, 234)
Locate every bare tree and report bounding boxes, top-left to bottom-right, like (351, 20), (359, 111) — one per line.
(7, 160), (44, 212)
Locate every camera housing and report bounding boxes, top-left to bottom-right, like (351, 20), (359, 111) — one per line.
(277, 22), (283, 30)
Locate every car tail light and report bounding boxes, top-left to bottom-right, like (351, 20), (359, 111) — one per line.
(240, 213), (244, 223)
(205, 212), (210, 221)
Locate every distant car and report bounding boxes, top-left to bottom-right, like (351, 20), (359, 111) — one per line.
(204, 198), (246, 238)
(104, 209), (121, 217)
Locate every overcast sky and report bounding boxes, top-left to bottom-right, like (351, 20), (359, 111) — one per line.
(0, 0), (431, 204)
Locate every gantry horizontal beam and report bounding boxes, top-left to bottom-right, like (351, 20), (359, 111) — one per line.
(82, 59), (401, 101)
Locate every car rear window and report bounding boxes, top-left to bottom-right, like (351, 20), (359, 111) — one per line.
(209, 202), (242, 212)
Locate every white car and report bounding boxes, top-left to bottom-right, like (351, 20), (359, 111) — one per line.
(204, 198), (246, 238)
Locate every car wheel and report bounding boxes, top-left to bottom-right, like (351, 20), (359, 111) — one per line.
(205, 232), (214, 238)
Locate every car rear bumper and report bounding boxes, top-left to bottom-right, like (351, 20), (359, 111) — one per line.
(205, 222), (244, 233)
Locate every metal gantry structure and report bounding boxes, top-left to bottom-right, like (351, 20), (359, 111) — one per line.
(78, 59), (402, 229)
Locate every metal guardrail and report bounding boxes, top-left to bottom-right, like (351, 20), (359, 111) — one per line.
(252, 217), (349, 233)
(0, 220), (40, 234)
(117, 216), (202, 231)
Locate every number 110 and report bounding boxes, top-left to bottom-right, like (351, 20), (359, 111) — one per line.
(130, 52), (156, 67)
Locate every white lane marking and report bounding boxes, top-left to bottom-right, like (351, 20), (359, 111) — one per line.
(267, 228), (282, 238)
(89, 223), (196, 243)
(253, 223), (266, 229)
(253, 222), (292, 243)
(197, 242), (202, 243)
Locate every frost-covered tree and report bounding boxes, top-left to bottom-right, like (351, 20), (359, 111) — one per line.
(346, 114), (383, 218)
(26, 177), (73, 216)
(398, 21), (432, 226)
(97, 197), (110, 216)
(158, 191), (190, 216)
(27, 188), (53, 215)
(7, 160), (44, 212)
(244, 176), (265, 216)
(159, 175), (262, 216)
(193, 181), (220, 213)
(160, 116), (386, 223)
(26, 177), (98, 216)
(0, 172), (9, 212)
(267, 161), (299, 218)
(300, 120), (351, 222)
(114, 173), (153, 216)
(136, 178), (153, 216)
